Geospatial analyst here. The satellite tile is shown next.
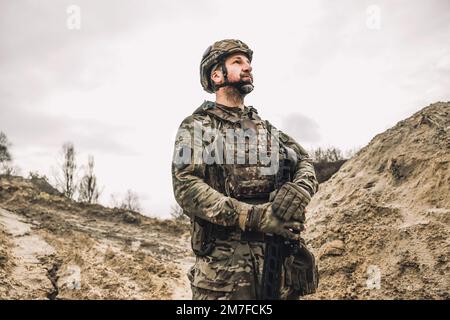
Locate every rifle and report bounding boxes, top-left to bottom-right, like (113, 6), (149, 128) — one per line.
(261, 146), (295, 300)
(261, 147), (319, 299)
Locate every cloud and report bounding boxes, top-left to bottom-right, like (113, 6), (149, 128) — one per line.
(0, 103), (135, 155)
(0, 0), (212, 105)
(281, 113), (321, 144)
(0, 0), (212, 157)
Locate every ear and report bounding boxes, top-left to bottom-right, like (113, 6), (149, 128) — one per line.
(210, 67), (223, 86)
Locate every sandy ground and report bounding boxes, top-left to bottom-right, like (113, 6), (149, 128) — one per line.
(0, 177), (193, 299)
(304, 102), (450, 299)
(0, 208), (56, 299)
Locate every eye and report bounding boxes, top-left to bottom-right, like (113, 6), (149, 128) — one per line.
(233, 60), (241, 64)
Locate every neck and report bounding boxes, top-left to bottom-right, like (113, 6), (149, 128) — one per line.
(215, 86), (245, 109)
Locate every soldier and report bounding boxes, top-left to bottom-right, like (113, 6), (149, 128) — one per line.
(172, 39), (319, 300)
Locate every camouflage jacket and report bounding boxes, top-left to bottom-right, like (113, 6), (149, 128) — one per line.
(171, 100), (318, 228)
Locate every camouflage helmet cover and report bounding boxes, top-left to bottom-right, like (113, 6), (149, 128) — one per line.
(200, 39), (253, 93)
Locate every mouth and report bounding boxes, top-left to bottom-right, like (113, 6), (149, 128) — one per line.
(241, 75), (253, 82)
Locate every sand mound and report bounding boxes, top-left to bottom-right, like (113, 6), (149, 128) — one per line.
(305, 102), (450, 299)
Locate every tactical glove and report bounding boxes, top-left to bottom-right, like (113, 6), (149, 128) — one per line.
(245, 203), (303, 241)
(272, 182), (311, 222)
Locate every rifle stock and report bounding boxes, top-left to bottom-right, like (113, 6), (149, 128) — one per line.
(261, 147), (293, 300)
(261, 146), (319, 299)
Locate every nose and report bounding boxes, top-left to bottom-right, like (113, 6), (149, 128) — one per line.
(243, 61), (252, 73)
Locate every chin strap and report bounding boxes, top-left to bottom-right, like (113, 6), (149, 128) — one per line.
(213, 61), (254, 95)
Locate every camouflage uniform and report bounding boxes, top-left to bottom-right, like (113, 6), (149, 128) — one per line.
(171, 101), (318, 300)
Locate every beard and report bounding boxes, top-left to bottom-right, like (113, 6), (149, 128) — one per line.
(236, 82), (254, 95)
(231, 73), (254, 95)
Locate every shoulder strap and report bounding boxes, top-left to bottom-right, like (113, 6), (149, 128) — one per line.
(192, 100), (215, 116)
(193, 102), (262, 123)
(193, 101), (240, 123)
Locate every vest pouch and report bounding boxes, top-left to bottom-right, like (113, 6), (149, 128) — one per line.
(284, 241), (319, 296)
(191, 217), (215, 257)
(224, 165), (275, 200)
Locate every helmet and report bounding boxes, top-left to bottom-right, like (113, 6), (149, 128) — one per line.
(200, 39), (253, 93)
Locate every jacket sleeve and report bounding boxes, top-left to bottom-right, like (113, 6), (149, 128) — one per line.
(171, 115), (252, 227)
(280, 131), (319, 197)
(270, 121), (319, 198)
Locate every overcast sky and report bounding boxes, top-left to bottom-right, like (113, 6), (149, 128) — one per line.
(1, 0), (449, 218)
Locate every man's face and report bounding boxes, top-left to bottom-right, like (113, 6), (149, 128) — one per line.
(224, 52), (253, 85)
(211, 52), (253, 87)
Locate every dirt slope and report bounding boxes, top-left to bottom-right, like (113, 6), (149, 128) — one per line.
(305, 102), (450, 299)
(0, 176), (193, 299)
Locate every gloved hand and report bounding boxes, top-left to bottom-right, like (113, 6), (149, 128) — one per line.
(272, 182), (311, 222)
(246, 203), (304, 241)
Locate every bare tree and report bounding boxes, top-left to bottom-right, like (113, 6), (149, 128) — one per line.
(78, 155), (101, 204)
(170, 203), (188, 221)
(120, 189), (141, 212)
(344, 146), (361, 159)
(325, 147), (343, 162)
(28, 171), (48, 180)
(0, 131), (12, 164)
(109, 193), (120, 208)
(311, 147), (344, 163)
(311, 147), (325, 163)
(55, 142), (78, 199)
(0, 132), (17, 175)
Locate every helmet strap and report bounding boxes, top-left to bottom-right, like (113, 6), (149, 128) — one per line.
(212, 61), (230, 90)
(213, 61), (254, 95)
